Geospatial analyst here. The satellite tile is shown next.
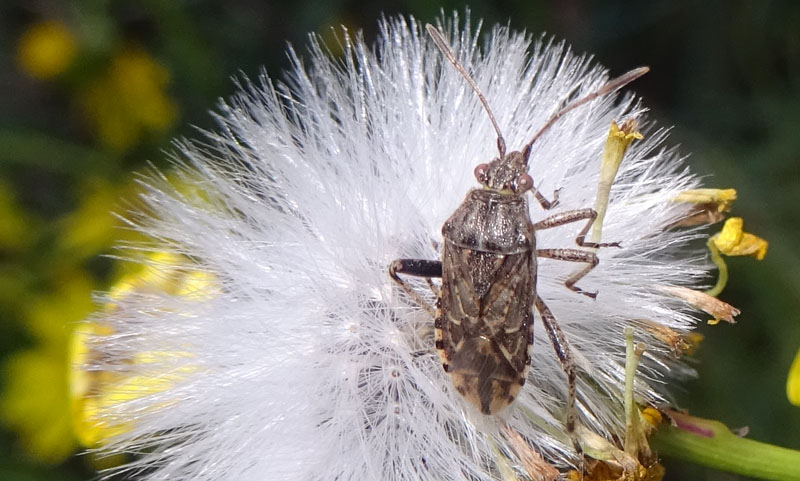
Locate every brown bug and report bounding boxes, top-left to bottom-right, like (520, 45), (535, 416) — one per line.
(389, 24), (647, 437)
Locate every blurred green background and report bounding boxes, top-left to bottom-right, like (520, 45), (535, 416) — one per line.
(0, 1), (798, 480)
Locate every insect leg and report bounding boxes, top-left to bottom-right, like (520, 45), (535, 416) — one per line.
(533, 208), (620, 248)
(531, 187), (561, 210)
(425, 278), (441, 297)
(388, 259), (442, 317)
(536, 248), (599, 299)
(534, 296), (583, 457)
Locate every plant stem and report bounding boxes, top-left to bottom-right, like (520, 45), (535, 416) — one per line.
(651, 413), (800, 481)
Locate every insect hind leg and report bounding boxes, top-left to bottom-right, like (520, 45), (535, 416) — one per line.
(388, 259), (442, 317)
(534, 296), (583, 460)
(536, 248), (599, 299)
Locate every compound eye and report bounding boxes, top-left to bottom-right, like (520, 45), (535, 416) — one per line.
(516, 173), (533, 193)
(474, 163), (489, 183)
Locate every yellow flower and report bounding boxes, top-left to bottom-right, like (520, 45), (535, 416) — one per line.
(671, 188), (737, 227)
(712, 217), (768, 260)
(705, 217), (768, 298)
(1, 272), (94, 463)
(71, 323), (197, 447)
(57, 177), (141, 261)
(788, 348), (800, 406)
(672, 188), (737, 213)
(79, 48), (178, 151)
(16, 20), (77, 79)
(592, 119), (643, 242)
(70, 253), (216, 447)
(0, 179), (35, 252)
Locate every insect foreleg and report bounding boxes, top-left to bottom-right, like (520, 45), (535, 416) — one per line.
(534, 297), (583, 458)
(388, 259), (442, 317)
(533, 208), (620, 249)
(531, 187), (561, 210)
(536, 248), (599, 299)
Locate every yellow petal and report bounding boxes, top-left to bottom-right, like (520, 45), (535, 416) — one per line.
(704, 217), (768, 297)
(592, 119), (642, 242)
(641, 407), (662, 428)
(671, 188), (737, 227)
(672, 188), (737, 212)
(712, 217), (768, 260)
(788, 348), (800, 406)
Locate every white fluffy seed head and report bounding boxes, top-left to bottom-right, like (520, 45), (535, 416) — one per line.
(88, 12), (711, 481)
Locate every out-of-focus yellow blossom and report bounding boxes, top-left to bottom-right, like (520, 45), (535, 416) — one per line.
(706, 217), (768, 298)
(163, 169), (215, 209)
(16, 20), (77, 79)
(71, 324), (197, 447)
(1, 271), (95, 463)
(105, 251), (218, 302)
(79, 48), (178, 152)
(57, 177), (141, 260)
(788, 348), (800, 406)
(70, 321), (113, 446)
(70, 252), (217, 447)
(0, 179), (35, 252)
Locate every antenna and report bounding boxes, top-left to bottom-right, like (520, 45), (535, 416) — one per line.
(426, 24), (507, 158)
(524, 67), (649, 150)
